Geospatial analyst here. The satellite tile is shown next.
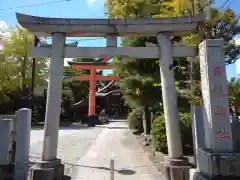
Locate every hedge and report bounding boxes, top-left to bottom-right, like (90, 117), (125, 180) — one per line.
(151, 113), (193, 154)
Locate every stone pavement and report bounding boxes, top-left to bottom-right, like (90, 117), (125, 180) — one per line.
(29, 125), (103, 176)
(70, 121), (165, 180)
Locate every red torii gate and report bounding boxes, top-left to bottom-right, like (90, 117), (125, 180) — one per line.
(68, 58), (120, 116)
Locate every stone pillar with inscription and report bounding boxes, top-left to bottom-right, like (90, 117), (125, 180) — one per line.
(191, 39), (240, 180)
(200, 39), (233, 152)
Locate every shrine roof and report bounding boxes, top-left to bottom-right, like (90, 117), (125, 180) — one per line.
(16, 13), (204, 37)
(73, 89), (121, 107)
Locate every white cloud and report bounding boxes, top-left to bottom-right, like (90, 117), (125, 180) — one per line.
(0, 21), (12, 38)
(0, 21), (8, 31)
(87, 0), (98, 4)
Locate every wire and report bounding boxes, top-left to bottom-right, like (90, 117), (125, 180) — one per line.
(0, 0), (71, 11)
(220, 0), (232, 10)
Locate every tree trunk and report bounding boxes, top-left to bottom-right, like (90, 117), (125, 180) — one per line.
(142, 106), (151, 135)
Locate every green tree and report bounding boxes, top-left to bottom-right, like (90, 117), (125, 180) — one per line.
(228, 77), (240, 115)
(106, 0), (190, 134)
(0, 26), (48, 113)
(0, 29), (20, 103)
(186, 7), (240, 105)
(3, 27), (48, 90)
(106, 0), (240, 135)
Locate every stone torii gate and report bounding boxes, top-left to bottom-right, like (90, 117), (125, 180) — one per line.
(16, 13), (203, 180)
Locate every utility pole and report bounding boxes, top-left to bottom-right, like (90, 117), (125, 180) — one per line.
(29, 36), (39, 110)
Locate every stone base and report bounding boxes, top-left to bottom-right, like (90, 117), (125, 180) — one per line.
(189, 169), (240, 180)
(161, 156), (193, 180)
(28, 159), (64, 180)
(189, 169), (203, 180)
(0, 164), (14, 180)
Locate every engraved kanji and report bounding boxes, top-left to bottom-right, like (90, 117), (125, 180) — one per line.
(214, 106), (228, 117)
(216, 128), (232, 139)
(212, 84), (228, 96)
(214, 66), (222, 76)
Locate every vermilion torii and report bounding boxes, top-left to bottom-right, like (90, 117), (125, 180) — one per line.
(68, 57), (120, 116)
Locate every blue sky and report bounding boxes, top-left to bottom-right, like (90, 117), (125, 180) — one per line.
(0, 0), (239, 79)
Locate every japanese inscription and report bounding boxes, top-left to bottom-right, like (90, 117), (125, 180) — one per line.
(199, 40), (233, 151)
(216, 128), (232, 139)
(211, 84), (228, 97)
(213, 66), (222, 76)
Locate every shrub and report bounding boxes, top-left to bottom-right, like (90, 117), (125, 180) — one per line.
(151, 113), (193, 154)
(127, 108), (143, 131)
(151, 114), (167, 153)
(180, 113), (193, 153)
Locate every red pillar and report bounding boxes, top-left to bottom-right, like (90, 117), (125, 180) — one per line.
(89, 68), (96, 115)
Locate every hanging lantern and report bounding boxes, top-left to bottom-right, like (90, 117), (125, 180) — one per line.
(136, 88), (140, 96)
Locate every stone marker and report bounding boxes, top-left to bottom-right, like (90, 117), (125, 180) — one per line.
(15, 108), (32, 180)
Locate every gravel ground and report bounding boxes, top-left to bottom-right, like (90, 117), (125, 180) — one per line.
(29, 124), (103, 176)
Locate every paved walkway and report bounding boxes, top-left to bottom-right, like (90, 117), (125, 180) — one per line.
(29, 125), (103, 175)
(70, 121), (165, 180)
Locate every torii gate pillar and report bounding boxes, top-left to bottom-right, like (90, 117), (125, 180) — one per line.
(42, 33), (66, 161)
(157, 33), (191, 179)
(157, 33), (183, 158)
(89, 68), (97, 115)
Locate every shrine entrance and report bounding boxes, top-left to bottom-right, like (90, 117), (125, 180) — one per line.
(68, 59), (121, 124)
(17, 12), (216, 180)
(69, 60), (119, 114)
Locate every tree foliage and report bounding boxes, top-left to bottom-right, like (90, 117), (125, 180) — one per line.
(106, 0), (240, 136)
(0, 26), (48, 115)
(106, 0), (191, 112)
(228, 77), (240, 108)
(3, 27), (48, 89)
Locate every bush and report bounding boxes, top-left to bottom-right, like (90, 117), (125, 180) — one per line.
(151, 114), (167, 153)
(127, 108), (143, 131)
(180, 113), (193, 153)
(151, 113), (193, 154)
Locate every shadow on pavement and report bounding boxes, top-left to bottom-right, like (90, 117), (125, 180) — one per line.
(117, 169), (136, 175)
(63, 175), (72, 180)
(65, 163), (136, 175)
